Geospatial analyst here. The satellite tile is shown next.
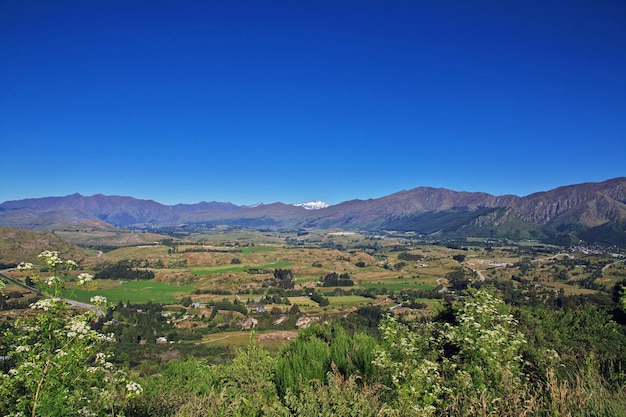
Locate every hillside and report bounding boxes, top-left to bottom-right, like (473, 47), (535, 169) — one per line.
(1, 177), (625, 246)
(0, 227), (86, 266)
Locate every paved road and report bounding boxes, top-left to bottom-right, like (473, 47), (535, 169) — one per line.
(1, 268), (39, 292)
(603, 259), (625, 272)
(436, 277), (448, 292)
(475, 269), (486, 281)
(1, 268), (102, 316)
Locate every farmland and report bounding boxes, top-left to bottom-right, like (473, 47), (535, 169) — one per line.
(64, 280), (196, 304)
(2, 228), (625, 353)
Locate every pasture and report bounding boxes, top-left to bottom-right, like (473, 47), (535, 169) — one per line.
(190, 261), (294, 276)
(66, 280), (195, 304)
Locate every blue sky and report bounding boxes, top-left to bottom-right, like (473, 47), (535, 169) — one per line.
(1, 0), (625, 206)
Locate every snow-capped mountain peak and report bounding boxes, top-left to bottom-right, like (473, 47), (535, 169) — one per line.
(293, 200), (330, 210)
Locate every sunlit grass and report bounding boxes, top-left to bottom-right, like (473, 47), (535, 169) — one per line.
(328, 295), (376, 306)
(191, 261), (294, 275)
(239, 246), (279, 254)
(64, 280), (195, 304)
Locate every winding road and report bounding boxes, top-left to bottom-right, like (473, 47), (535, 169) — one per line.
(1, 268), (103, 316)
(603, 258), (625, 272)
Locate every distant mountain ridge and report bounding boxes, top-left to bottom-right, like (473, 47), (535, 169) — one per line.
(1, 177), (625, 246)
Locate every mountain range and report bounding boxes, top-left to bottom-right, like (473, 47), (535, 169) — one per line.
(1, 177), (626, 246)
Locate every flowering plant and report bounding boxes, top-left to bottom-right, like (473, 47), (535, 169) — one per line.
(373, 288), (527, 415)
(0, 250), (141, 416)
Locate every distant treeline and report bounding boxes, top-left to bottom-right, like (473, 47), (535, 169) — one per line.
(180, 247), (241, 253)
(94, 260), (155, 280)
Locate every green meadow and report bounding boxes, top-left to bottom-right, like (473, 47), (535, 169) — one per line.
(328, 295), (377, 306)
(66, 280), (195, 304)
(238, 246), (279, 254)
(359, 281), (437, 291)
(190, 261), (294, 275)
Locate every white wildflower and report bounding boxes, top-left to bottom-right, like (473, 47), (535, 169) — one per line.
(39, 250), (63, 268)
(15, 345), (30, 353)
(77, 273), (93, 285)
(67, 317), (90, 339)
(17, 262), (33, 271)
(30, 298), (62, 311)
(90, 295), (108, 306)
(45, 275), (62, 287)
(126, 381), (143, 397)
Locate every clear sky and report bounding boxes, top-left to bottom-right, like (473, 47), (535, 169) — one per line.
(1, 0), (625, 206)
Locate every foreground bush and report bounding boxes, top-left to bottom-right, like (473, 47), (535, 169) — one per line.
(0, 251), (141, 417)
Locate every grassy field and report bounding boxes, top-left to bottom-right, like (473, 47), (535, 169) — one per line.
(239, 246), (279, 254)
(65, 280), (195, 304)
(284, 296), (319, 307)
(190, 261), (294, 276)
(359, 280), (437, 291)
(328, 295), (378, 307)
(100, 245), (171, 259)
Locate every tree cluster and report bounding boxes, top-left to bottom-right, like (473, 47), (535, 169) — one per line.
(310, 292), (329, 306)
(262, 268), (295, 289)
(94, 260), (155, 280)
(321, 272), (354, 287)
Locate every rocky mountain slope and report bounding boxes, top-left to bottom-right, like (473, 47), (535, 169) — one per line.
(1, 177), (625, 246)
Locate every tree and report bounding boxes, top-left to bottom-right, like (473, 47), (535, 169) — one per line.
(274, 268), (295, 289)
(613, 279), (626, 311)
(180, 296), (192, 307)
(322, 272), (354, 287)
(275, 329), (331, 397)
(310, 292), (329, 306)
(94, 260), (155, 280)
(453, 254), (466, 263)
(215, 337), (279, 413)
